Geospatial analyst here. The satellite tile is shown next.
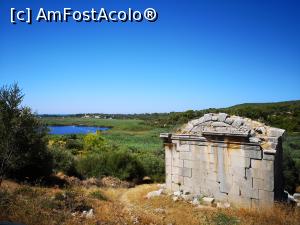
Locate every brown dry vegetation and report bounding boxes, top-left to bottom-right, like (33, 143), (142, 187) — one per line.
(0, 181), (299, 225)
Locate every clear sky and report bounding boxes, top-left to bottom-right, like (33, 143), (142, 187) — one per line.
(1, 0), (299, 114)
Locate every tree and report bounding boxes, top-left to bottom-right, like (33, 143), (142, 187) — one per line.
(0, 83), (52, 185)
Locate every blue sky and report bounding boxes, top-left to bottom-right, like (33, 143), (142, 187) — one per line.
(1, 0), (300, 114)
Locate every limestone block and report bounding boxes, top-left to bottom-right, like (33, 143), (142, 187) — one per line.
(228, 195), (252, 208)
(166, 165), (172, 175)
(183, 160), (194, 169)
(202, 197), (215, 206)
(171, 167), (182, 175)
(212, 116), (218, 121)
(258, 190), (274, 202)
(214, 192), (229, 202)
(229, 156), (251, 168)
(269, 128), (285, 137)
(263, 153), (275, 161)
(171, 182), (181, 192)
(206, 172), (218, 182)
(252, 177), (274, 192)
(228, 148), (261, 160)
(225, 117), (234, 125)
(230, 167), (246, 177)
(180, 167), (192, 177)
(251, 199), (260, 208)
(179, 144), (190, 152)
(249, 137), (261, 143)
(166, 174), (172, 189)
(232, 175), (252, 189)
(228, 182), (240, 197)
(173, 158), (184, 167)
(202, 113), (213, 122)
(251, 159), (274, 171)
(218, 113), (228, 122)
(171, 174), (184, 185)
(211, 122), (229, 127)
(243, 145), (261, 151)
(232, 119), (244, 128)
(165, 155), (172, 166)
(183, 176), (193, 188)
(240, 187), (259, 199)
(179, 151), (193, 160)
(220, 178), (232, 194)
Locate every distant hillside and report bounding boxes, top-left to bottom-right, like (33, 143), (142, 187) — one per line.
(145, 100), (300, 132)
(40, 100), (300, 132)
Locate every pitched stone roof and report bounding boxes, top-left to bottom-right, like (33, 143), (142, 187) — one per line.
(177, 113), (285, 150)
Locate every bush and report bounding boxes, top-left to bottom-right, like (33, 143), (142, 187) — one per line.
(76, 150), (145, 181)
(212, 212), (239, 225)
(65, 139), (83, 151)
(50, 146), (77, 176)
(83, 133), (106, 152)
(89, 190), (107, 201)
(135, 152), (165, 182)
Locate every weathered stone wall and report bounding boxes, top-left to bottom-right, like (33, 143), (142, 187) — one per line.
(160, 113), (285, 207)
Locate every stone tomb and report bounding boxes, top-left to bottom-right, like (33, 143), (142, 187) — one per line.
(160, 113), (285, 207)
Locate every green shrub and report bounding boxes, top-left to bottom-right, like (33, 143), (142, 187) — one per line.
(50, 146), (77, 176)
(65, 138), (83, 151)
(135, 152), (165, 182)
(89, 190), (107, 201)
(76, 150), (145, 181)
(212, 212), (239, 225)
(83, 133), (106, 152)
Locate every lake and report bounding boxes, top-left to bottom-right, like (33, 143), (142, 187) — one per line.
(48, 126), (110, 135)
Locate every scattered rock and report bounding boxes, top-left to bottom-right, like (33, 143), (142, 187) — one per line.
(86, 209), (94, 219)
(100, 176), (132, 188)
(153, 208), (166, 214)
(172, 196), (179, 202)
(191, 198), (200, 205)
(293, 193), (300, 201)
(182, 194), (193, 201)
(202, 197), (215, 206)
(157, 183), (166, 189)
(173, 191), (182, 196)
(146, 189), (163, 199)
(217, 202), (231, 208)
(82, 178), (100, 188)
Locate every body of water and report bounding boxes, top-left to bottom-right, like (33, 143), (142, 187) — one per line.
(48, 126), (110, 135)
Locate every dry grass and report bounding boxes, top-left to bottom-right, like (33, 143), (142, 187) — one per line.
(0, 181), (299, 225)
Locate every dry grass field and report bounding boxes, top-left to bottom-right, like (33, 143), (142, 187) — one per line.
(1, 180), (299, 225)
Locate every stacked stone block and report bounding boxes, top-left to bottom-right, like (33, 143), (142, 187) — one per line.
(161, 113), (285, 207)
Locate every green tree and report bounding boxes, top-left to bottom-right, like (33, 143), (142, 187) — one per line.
(0, 83), (52, 184)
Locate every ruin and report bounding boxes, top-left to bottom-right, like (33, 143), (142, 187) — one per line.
(160, 113), (285, 207)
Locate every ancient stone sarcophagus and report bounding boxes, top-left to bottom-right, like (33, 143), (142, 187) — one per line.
(160, 113), (285, 207)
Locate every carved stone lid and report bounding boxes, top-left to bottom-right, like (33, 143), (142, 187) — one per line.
(173, 113), (285, 149)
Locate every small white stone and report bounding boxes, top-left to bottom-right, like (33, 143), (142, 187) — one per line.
(146, 189), (163, 199)
(172, 196), (179, 202)
(86, 209), (94, 219)
(191, 198), (200, 205)
(202, 197), (215, 206)
(173, 191), (182, 196)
